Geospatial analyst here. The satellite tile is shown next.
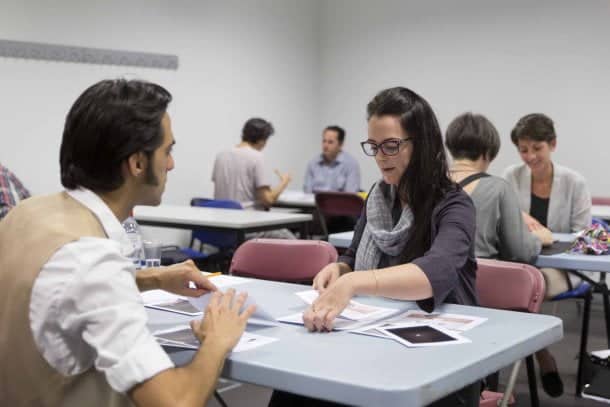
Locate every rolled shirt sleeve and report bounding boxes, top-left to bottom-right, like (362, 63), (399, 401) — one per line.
(32, 237), (174, 394)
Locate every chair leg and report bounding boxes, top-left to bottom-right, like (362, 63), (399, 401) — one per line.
(500, 360), (522, 407)
(214, 390), (229, 407)
(576, 290), (592, 396)
(526, 355), (540, 407)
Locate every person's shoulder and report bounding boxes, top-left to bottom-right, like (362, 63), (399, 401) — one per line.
(554, 163), (587, 183)
(470, 175), (507, 196)
(214, 148), (234, 159)
(340, 151), (358, 164)
(228, 146), (263, 162)
(501, 163), (525, 178)
(484, 174), (513, 191)
(438, 186), (474, 210)
(307, 154), (323, 166)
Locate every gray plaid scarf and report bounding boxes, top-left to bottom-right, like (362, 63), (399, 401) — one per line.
(354, 181), (413, 271)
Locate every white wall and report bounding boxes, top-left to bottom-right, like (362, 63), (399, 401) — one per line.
(2, 0), (609, 243)
(318, 0), (610, 195)
(0, 0), (320, 243)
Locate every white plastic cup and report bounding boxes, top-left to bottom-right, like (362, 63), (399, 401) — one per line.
(143, 240), (162, 268)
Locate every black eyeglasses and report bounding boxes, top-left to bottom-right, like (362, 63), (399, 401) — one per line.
(360, 138), (412, 156)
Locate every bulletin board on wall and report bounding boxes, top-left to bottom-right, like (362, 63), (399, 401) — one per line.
(0, 39), (178, 70)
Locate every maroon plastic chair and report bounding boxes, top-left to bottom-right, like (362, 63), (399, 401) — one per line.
(476, 258), (546, 407)
(314, 192), (364, 239)
(592, 196), (610, 206)
(229, 239), (338, 283)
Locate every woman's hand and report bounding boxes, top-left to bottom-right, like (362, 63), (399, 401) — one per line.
(313, 262), (351, 293)
(303, 274), (355, 332)
(532, 226), (554, 247)
(522, 212), (544, 232)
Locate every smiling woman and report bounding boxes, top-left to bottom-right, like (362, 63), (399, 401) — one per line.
(502, 113), (592, 398)
(269, 87), (480, 407)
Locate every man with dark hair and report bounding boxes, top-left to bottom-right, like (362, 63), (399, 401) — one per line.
(212, 117), (294, 238)
(0, 162), (31, 220)
(303, 125), (360, 193)
(0, 79), (255, 407)
(212, 118), (294, 236)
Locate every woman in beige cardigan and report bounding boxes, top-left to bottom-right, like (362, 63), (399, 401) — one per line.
(504, 113), (592, 398)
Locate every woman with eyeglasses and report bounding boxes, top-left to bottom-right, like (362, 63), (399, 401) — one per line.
(269, 87), (479, 407)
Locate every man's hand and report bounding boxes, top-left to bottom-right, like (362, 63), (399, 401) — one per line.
(158, 260), (217, 297)
(190, 289), (256, 355)
(274, 169), (292, 185)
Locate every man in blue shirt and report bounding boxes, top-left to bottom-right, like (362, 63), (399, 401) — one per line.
(303, 126), (361, 193)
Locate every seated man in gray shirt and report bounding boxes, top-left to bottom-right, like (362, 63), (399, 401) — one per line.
(303, 126), (361, 193)
(212, 117), (294, 239)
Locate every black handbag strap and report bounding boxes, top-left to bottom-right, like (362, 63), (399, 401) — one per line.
(458, 172), (490, 188)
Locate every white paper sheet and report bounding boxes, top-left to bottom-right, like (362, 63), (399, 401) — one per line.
(141, 290), (203, 316)
(205, 274), (249, 289)
(141, 289), (181, 305)
(352, 310), (487, 339)
(154, 325), (278, 353)
(276, 312), (374, 331)
(382, 310), (487, 333)
(378, 322), (471, 348)
(295, 290), (397, 321)
(188, 289), (275, 322)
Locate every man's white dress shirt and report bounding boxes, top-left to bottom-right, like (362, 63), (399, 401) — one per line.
(29, 188), (174, 393)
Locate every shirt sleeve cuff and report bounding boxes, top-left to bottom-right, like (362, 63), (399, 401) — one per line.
(105, 335), (174, 393)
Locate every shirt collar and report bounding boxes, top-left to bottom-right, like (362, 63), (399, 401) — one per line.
(65, 188), (130, 246)
(317, 151), (344, 165)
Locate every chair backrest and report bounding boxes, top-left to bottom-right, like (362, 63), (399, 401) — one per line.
(592, 196), (610, 206)
(191, 198), (243, 249)
(315, 192), (364, 218)
(229, 239), (338, 282)
(476, 258), (545, 313)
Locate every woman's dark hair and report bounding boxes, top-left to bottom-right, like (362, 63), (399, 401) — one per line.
(445, 112), (500, 162)
(60, 79), (172, 192)
(241, 117), (274, 144)
(510, 113), (556, 145)
(367, 87), (454, 261)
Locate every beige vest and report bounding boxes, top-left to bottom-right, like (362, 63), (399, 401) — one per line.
(0, 192), (132, 407)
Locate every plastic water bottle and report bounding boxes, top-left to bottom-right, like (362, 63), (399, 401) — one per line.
(123, 216), (143, 269)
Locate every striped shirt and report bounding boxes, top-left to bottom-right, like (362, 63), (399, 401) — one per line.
(0, 164), (30, 220)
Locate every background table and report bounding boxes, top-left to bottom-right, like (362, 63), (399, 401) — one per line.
(328, 230), (354, 248)
(148, 278), (562, 407)
(592, 205), (610, 222)
(537, 233), (610, 346)
(330, 231), (610, 346)
(134, 204), (313, 243)
(275, 190), (316, 209)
